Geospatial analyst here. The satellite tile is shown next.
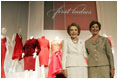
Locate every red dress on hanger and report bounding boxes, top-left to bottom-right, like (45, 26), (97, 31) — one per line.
(38, 36), (50, 67)
(23, 38), (40, 70)
(1, 37), (7, 78)
(48, 40), (63, 78)
(12, 33), (23, 60)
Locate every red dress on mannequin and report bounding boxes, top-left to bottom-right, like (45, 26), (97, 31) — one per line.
(23, 38), (40, 70)
(48, 40), (63, 78)
(12, 33), (23, 60)
(1, 37), (7, 78)
(38, 36), (50, 67)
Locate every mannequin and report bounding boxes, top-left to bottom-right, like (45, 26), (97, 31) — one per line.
(1, 27), (10, 55)
(22, 36), (34, 57)
(9, 28), (23, 73)
(48, 36), (63, 78)
(38, 36), (50, 78)
(22, 36), (40, 79)
(1, 27), (9, 78)
(51, 36), (62, 55)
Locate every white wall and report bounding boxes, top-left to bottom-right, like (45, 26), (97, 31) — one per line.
(28, 1), (44, 39)
(1, 1), (28, 43)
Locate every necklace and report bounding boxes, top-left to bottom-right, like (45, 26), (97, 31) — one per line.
(72, 40), (78, 44)
(71, 37), (78, 44)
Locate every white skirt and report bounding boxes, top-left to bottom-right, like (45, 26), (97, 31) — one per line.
(67, 66), (88, 78)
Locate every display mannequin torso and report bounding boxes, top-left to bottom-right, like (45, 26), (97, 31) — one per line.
(38, 36), (50, 67)
(51, 36), (62, 55)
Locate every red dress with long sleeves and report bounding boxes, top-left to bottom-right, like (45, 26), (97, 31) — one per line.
(23, 38), (40, 70)
(12, 33), (23, 60)
(48, 40), (63, 78)
(38, 36), (50, 67)
(1, 37), (7, 78)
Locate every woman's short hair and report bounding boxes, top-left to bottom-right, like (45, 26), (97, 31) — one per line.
(67, 23), (81, 36)
(89, 20), (101, 31)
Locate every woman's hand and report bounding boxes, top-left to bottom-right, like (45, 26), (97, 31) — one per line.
(110, 69), (115, 78)
(63, 69), (68, 77)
